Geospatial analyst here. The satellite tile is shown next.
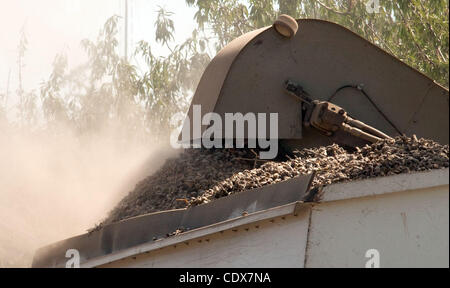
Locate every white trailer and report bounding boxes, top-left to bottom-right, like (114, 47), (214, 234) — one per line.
(33, 168), (449, 268)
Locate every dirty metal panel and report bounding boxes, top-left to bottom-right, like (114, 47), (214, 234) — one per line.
(180, 173), (314, 228)
(306, 185), (449, 267)
(404, 83), (449, 144)
(181, 26), (270, 141)
(213, 24), (305, 139)
(216, 19), (449, 141)
(31, 209), (186, 268)
(102, 209), (311, 268)
(187, 19), (448, 144)
(330, 88), (400, 137)
(32, 173), (314, 268)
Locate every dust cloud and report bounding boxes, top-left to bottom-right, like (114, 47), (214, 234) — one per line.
(0, 121), (177, 267)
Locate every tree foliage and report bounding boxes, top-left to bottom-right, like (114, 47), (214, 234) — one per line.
(38, 13), (209, 140)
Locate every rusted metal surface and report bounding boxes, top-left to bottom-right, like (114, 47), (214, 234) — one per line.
(32, 173), (314, 268)
(183, 19), (449, 145)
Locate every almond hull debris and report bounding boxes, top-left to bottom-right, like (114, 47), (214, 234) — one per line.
(103, 136), (448, 225)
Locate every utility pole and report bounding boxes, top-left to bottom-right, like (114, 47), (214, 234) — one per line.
(124, 0), (128, 60)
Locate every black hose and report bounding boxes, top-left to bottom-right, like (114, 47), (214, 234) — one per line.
(327, 85), (403, 135)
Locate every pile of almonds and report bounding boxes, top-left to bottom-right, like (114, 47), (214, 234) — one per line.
(103, 136), (448, 224)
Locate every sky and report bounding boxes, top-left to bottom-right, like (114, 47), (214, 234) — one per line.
(0, 0), (197, 105)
